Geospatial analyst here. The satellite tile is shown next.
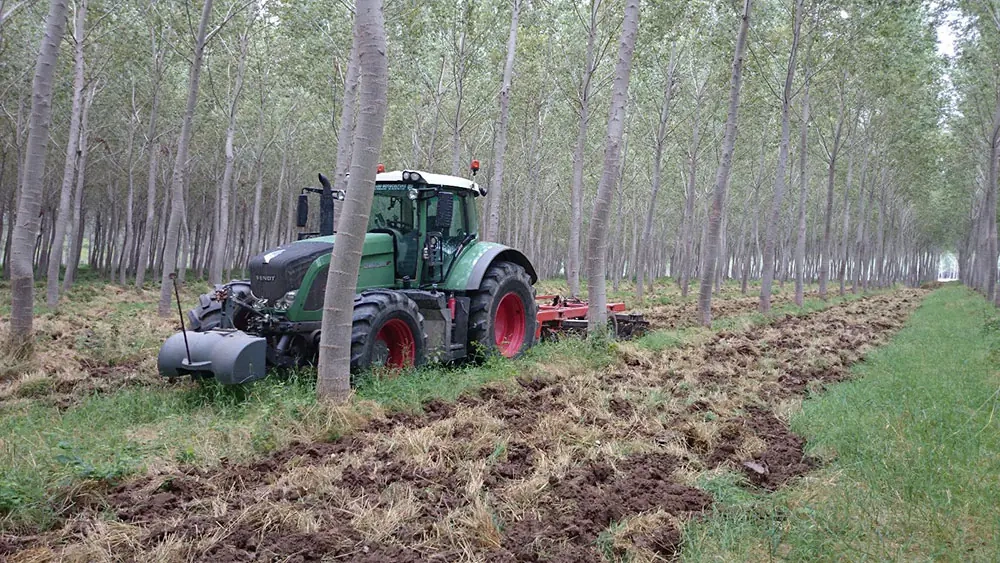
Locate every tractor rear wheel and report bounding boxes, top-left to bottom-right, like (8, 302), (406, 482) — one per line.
(350, 291), (427, 373)
(468, 262), (537, 359)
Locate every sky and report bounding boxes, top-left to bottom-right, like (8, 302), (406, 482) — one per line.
(937, 19), (957, 58)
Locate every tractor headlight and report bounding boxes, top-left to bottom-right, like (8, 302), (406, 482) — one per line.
(275, 289), (298, 310)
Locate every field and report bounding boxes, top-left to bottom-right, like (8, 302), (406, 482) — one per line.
(1, 277), (997, 561)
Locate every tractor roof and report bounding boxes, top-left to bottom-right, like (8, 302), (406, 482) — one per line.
(376, 170), (486, 196)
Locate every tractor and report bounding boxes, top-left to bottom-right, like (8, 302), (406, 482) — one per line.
(158, 165), (647, 385)
(159, 166), (542, 384)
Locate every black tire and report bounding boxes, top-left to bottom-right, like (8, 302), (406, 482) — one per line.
(350, 290), (427, 373)
(468, 262), (537, 359)
(187, 291), (223, 332)
(186, 282), (253, 332)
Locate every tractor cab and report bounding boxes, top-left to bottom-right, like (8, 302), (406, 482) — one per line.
(367, 169), (484, 287)
(292, 168), (486, 290)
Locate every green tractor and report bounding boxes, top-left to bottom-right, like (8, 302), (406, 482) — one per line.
(158, 167), (539, 384)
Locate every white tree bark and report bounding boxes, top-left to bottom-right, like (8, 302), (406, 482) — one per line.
(158, 0), (214, 316)
(118, 85), (140, 284)
(819, 76), (847, 300)
(698, 0), (752, 326)
(62, 84), (95, 292)
(269, 139), (289, 247)
(317, 0), (388, 401)
(209, 25), (249, 284)
(9, 0), (67, 350)
(135, 19), (164, 288)
(484, 0), (520, 242)
(567, 0), (601, 297)
(759, 0), (803, 313)
(793, 74), (811, 307)
(585, 0), (639, 332)
(45, 0), (86, 307)
(987, 93), (1000, 303)
(333, 23), (360, 231)
(636, 42), (677, 303)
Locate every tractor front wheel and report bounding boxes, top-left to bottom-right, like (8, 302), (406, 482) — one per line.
(187, 282), (253, 332)
(469, 262), (537, 359)
(350, 291), (427, 373)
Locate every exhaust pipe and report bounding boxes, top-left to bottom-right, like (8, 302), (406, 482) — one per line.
(158, 330), (267, 385)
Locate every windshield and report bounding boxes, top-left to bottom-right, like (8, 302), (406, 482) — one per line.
(368, 186), (416, 233)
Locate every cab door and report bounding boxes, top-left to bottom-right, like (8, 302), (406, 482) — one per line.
(421, 191), (469, 285)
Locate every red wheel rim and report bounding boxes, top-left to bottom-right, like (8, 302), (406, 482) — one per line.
(375, 318), (416, 368)
(494, 292), (526, 357)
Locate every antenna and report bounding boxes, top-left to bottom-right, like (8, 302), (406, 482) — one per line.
(170, 273), (192, 366)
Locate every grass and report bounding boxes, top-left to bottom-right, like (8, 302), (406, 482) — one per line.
(0, 273), (897, 537)
(682, 285), (1000, 561)
(354, 336), (614, 409)
(0, 335), (615, 532)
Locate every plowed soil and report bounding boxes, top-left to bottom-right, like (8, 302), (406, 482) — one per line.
(643, 290), (808, 330)
(3, 290), (924, 562)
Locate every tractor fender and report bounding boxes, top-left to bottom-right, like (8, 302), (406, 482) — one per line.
(448, 242), (538, 291)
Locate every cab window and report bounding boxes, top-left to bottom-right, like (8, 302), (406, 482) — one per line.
(426, 192), (468, 273)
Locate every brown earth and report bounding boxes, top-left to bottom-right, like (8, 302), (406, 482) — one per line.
(642, 291), (807, 330)
(2, 289), (924, 562)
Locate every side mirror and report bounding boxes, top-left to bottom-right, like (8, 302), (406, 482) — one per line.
(436, 193), (454, 231)
(296, 194), (309, 227)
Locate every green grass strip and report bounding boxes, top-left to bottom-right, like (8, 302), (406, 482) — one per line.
(683, 285), (1000, 561)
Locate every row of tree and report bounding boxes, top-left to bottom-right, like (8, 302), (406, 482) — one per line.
(0, 0), (981, 354)
(954, 1), (1000, 303)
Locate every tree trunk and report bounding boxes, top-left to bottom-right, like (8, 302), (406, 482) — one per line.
(819, 78), (846, 300)
(793, 73), (811, 307)
(45, 0), (86, 307)
(696, 0), (751, 326)
(269, 141), (289, 248)
(988, 94), (1000, 303)
(118, 100), (139, 285)
(333, 26), (360, 200)
(679, 82), (705, 298)
(449, 8), (467, 174)
(484, 0), (520, 242)
(759, 0), (803, 313)
(585, 0), (639, 332)
(567, 0), (600, 297)
(317, 0), (388, 401)
(209, 26), (249, 284)
(838, 130), (857, 296)
(136, 20), (165, 288)
(158, 0), (214, 316)
(250, 151), (264, 255)
(62, 85), (94, 292)
(636, 42), (676, 303)
(8, 0), (67, 351)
